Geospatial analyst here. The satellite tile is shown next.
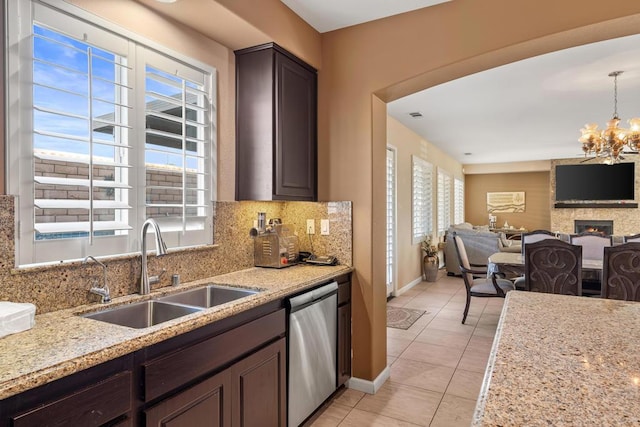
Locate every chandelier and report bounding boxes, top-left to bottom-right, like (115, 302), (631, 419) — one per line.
(579, 71), (640, 164)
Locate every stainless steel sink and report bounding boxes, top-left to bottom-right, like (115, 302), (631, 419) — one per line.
(157, 284), (259, 308)
(81, 300), (203, 329)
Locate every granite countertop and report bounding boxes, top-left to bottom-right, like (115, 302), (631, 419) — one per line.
(0, 264), (352, 400)
(473, 291), (640, 426)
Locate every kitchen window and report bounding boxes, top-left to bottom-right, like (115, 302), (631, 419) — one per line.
(7, 1), (216, 266)
(412, 155), (433, 244)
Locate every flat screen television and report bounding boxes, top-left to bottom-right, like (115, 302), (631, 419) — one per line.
(555, 163), (635, 201)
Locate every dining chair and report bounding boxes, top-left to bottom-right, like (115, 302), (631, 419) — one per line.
(570, 232), (612, 295)
(452, 234), (515, 324)
(520, 230), (558, 254)
(525, 239), (582, 296)
(601, 242), (640, 301)
(569, 232), (612, 259)
(513, 230), (558, 289)
(623, 233), (640, 243)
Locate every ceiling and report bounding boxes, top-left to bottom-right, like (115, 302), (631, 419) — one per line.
(388, 34), (640, 165)
(280, 0), (450, 33)
(278, 1), (640, 167)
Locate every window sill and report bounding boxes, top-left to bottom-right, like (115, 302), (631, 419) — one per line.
(10, 243), (221, 275)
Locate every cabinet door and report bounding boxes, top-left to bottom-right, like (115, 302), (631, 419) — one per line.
(231, 338), (286, 427)
(145, 370), (231, 427)
(274, 51), (317, 201)
(235, 47), (274, 201)
(337, 302), (352, 387)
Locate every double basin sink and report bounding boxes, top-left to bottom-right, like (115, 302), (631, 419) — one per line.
(81, 285), (259, 329)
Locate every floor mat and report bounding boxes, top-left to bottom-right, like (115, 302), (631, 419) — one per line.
(386, 306), (426, 330)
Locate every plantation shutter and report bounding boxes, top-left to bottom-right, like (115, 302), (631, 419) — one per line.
(454, 178), (465, 225)
(412, 156), (433, 244)
(31, 8), (133, 243)
(386, 147), (396, 288)
(142, 52), (212, 240)
(9, 1), (216, 265)
(437, 169), (452, 234)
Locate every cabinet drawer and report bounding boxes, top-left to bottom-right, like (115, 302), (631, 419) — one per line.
(11, 371), (132, 427)
(144, 309), (285, 402)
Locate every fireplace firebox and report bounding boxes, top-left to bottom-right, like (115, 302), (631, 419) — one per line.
(574, 220), (613, 235)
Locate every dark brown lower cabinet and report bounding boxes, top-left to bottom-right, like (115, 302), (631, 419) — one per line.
(337, 302), (352, 387)
(1, 356), (134, 427)
(336, 277), (352, 387)
(231, 338), (286, 427)
(145, 370), (231, 427)
(2, 276), (350, 427)
(144, 337), (285, 427)
(11, 371), (132, 427)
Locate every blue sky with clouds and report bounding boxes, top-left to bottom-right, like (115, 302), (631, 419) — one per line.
(32, 25), (204, 168)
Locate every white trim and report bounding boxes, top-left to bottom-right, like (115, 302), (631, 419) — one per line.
(392, 275), (423, 297)
(347, 366), (391, 395)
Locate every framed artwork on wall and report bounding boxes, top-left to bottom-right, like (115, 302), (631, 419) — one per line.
(487, 192), (525, 213)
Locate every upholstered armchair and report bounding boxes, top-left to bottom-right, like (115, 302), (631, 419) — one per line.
(444, 224), (520, 275)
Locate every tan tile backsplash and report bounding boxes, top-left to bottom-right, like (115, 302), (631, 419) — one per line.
(0, 197), (352, 313)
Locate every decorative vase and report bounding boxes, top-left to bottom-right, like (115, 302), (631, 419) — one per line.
(423, 254), (439, 282)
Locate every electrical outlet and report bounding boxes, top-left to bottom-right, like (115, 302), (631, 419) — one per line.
(306, 219), (315, 234)
(320, 219), (330, 235)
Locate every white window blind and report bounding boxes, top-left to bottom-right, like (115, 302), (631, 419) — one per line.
(142, 50), (212, 248)
(437, 169), (452, 234)
(412, 156), (433, 244)
(454, 178), (465, 225)
(32, 22), (132, 243)
(386, 147), (396, 288)
(8, 1), (215, 265)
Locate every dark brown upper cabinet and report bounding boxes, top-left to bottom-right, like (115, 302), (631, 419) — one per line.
(235, 43), (317, 201)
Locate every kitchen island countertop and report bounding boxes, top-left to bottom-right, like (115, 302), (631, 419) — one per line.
(0, 264), (352, 400)
(473, 291), (640, 426)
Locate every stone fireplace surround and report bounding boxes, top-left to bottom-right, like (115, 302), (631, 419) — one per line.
(550, 158), (640, 236)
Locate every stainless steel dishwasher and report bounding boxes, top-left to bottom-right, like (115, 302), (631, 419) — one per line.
(287, 281), (338, 427)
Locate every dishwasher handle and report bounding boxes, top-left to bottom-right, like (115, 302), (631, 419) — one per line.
(288, 281), (338, 311)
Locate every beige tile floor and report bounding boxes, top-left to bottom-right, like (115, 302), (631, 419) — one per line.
(310, 271), (504, 427)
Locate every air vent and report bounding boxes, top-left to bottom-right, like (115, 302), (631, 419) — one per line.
(409, 112), (423, 118)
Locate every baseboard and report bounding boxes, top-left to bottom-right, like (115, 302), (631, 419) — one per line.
(347, 366), (390, 394)
(392, 276), (423, 297)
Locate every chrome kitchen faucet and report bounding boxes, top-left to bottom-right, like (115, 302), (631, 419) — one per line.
(139, 218), (168, 295)
(83, 255), (110, 303)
